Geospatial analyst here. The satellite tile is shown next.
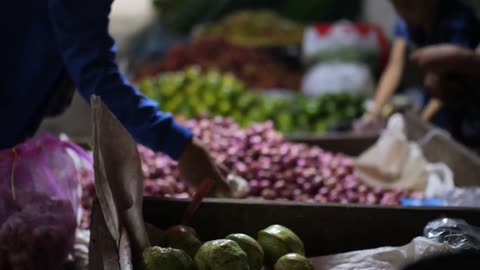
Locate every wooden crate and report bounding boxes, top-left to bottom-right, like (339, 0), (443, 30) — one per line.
(287, 133), (378, 156)
(89, 198), (480, 270)
(88, 112), (480, 269)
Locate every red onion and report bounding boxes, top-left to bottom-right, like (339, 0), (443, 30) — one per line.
(314, 194), (328, 203)
(273, 180), (286, 190)
(261, 189), (277, 200)
(76, 116), (420, 229)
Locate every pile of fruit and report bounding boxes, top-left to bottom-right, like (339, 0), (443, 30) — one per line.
(133, 38), (303, 91)
(144, 224), (313, 270)
(138, 67), (365, 134)
(194, 10), (305, 47)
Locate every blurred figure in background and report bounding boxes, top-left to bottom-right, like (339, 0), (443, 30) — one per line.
(412, 44), (480, 152)
(357, 0), (480, 142)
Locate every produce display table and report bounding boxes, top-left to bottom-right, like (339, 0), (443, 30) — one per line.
(88, 99), (480, 269)
(89, 198), (480, 270)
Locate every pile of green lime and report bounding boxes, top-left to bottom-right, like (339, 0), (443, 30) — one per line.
(137, 66), (365, 134)
(143, 224), (313, 270)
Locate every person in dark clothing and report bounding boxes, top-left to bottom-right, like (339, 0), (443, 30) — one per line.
(412, 44), (480, 152)
(359, 0), (480, 151)
(0, 1), (230, 194)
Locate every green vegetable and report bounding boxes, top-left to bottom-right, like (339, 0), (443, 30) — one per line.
(137, 67), (365, 135)
(226, 233), (264, 270)
(274, 253), (314, 270)
(143, 246), (195, 270)
(195, 239), (250, 270)
(162, 225), (203, 258)
(196, 10), (305, 47)
(257, 225), (305, 268)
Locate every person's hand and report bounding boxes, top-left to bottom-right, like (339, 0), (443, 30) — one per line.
(352, 113), (386, 134)
(178, 137), (232, 197)
(411, 44), (480, 78)
(411, 45), (480, 100)
(421, 71), (464, 100)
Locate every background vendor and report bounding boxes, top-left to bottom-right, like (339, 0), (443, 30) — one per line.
(359, 0), (480, 140)
(412, 44), (480, 152)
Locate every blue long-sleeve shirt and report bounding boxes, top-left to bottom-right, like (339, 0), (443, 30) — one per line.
(1, 0), (192, 159)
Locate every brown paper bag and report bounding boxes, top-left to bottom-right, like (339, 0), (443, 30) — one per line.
(91, 96), (150, 269)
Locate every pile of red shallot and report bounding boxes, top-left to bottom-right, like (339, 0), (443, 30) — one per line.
(78, 117), (421, 229)
(141, 117), (419, 203)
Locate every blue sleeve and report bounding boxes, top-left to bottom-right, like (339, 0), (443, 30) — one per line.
(448, 18), (471, 48)
(393, 18), (409, 40)
(48, 0), (192, 160)
(446, 12), (480, 49)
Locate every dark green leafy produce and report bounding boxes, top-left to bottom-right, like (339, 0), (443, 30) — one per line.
(162, 225), (203, 258)
(274, 253), (314, 270)
(152, 0), (360, 33)
(194, 10), (305, 47)
(195, 239), (250, 270)
(143, 246), (195, 270)
(137, 67), (365, 134)
(258, 225), (305, 268)
(226, 234), (264, 270)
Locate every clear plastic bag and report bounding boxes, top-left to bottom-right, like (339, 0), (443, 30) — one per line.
(424, 218), (480, 251)
(311, 237), (450, 270)
(0, 134), (92, 270)
(354, 114), (455, 197)
(442, 188), (480, 207)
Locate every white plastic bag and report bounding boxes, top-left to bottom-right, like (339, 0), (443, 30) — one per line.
(354, 114), (454, 197)
(302, 62), (374, 96)
(311, 237), (451, 270)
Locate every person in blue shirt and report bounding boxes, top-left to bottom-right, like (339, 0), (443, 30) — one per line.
(412, 44), (480, 152)
(1, 1), (230, 194)
(362, 0), (480, 149)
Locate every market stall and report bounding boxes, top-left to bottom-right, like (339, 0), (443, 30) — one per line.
(3, 1), (480, 270)
(87, 97), (480, 270)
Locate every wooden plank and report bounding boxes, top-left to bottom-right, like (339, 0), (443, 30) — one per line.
(286, 134), (378, 156)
